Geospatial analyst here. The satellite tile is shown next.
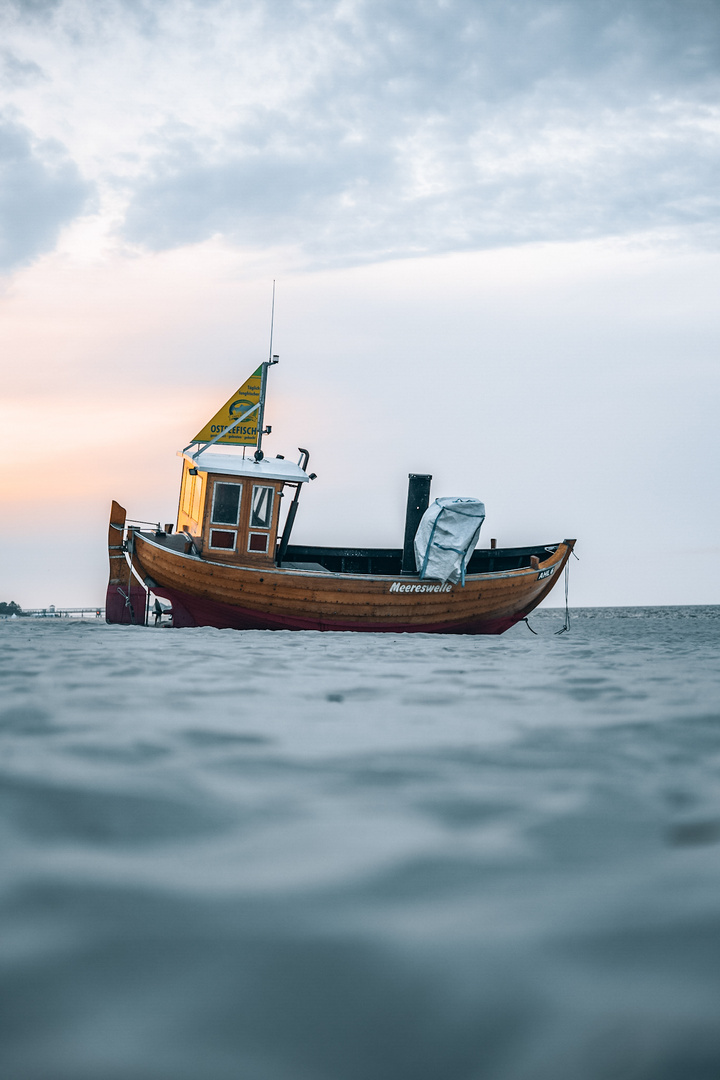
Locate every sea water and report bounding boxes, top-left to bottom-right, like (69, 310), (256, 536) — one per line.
(1, 608), (720, 1080)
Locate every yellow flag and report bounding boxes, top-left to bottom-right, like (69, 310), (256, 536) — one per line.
(193, 367), (262, 446)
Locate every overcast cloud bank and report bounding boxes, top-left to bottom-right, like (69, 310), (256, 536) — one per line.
(2, 0), (720, 268)
(0, 113), (90, 269)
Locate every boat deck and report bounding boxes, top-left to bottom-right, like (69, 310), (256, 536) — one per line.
(139, 532), (558, 576)
(281, 543), (558, 576)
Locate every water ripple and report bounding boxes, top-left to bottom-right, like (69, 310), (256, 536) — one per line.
(1, 607), (719, 1079)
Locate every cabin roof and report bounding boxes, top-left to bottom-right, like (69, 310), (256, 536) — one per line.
(182, 450), (309, 483)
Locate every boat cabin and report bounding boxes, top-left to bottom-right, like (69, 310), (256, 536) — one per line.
(176, 450), (310, 568)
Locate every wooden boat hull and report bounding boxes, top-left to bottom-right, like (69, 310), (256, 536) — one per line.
(129, 530), (575, 635)
(105, 501), (148, 625)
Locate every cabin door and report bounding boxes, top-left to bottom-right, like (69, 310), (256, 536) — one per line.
(246, 483), (275, 555)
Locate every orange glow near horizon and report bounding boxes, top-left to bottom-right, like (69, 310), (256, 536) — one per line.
(3, 236), (720, 607)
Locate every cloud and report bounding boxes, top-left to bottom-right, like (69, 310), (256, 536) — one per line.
(4, 0), (63, 20)
(0, 49), (46, 87)
(3, 0), (720, 268)
(118, 0), (720, 265)
(0, 116), (92, 270)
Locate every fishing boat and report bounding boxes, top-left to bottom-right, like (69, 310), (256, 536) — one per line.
(106, 333), (575, 634)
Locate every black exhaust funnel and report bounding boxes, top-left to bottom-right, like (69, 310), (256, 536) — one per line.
(401, 473), (432, 574)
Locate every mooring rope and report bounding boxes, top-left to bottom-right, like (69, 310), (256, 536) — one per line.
(524, 544), (577, 636)
(555, 559), (571, 635)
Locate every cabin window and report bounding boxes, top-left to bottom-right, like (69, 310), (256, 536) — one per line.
(251, 485), (274, 529)
(182, 471), (195, 516)
(191, 473), (204, 523)
(211, 482), (242, 526)
(248, 532), (269, 554)
(210, 529), (236, 550)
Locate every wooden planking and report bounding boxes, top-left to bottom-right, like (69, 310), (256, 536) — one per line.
(132, 532), (573, 630)
(136, 540), (555, 617)
(107, 500), (127, 585)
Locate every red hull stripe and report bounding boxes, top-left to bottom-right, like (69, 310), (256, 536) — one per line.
(152, 586), (527, 636)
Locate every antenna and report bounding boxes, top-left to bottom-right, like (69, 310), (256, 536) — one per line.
(256, 281), (279, 460)
(268, 279), (276, 364)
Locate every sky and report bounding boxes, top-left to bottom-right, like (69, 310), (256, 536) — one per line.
(1, 0), (719, 609)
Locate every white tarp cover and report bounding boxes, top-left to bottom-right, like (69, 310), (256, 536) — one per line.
(414, 497), (486, 585)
